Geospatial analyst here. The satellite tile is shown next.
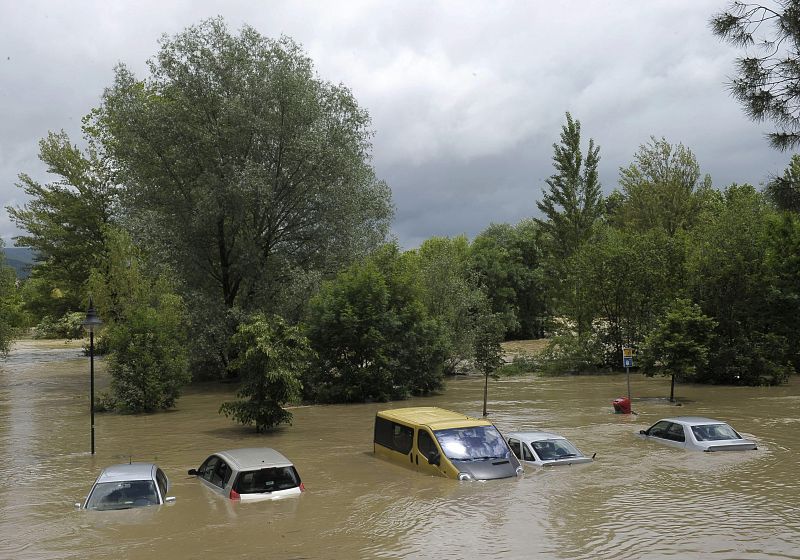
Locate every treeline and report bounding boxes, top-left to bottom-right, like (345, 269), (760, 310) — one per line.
(1, 18), (799, 430)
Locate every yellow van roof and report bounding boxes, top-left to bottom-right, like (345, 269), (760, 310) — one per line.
(377, 407), (492, 430)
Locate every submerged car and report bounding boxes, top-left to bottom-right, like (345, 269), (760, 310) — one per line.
(638, 417), (757, 452)
(81, 463), (175, 510)
(188, 448), (304, 501)
(506, 432), (594, 466)
(374, 406), (523, 480)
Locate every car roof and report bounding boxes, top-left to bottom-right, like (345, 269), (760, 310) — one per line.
(507, 431), (567, 444)
(97, 463), (157, 482)
(377, 407), (492, 430)
(660, 417), (729, 426)
(215, 448), (294, 470)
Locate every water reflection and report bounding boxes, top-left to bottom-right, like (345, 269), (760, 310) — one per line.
(0, 340), (798, 559)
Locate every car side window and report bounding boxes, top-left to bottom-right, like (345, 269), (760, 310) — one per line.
(522, 443), (535, 461)
(507, 438), (522, 459)
(211, 460), (231, 488)
(155, 468), (169, 499)
(666, 423), (686, 442)
(200, 456), (219, 482)
(648, 421), (672, 439)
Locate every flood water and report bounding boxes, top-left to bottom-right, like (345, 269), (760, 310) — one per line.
(1, 339), (799, 559)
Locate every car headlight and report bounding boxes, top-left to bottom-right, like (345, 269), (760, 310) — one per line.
(515, 466), (524, 476)
(457, 472), (473, 481)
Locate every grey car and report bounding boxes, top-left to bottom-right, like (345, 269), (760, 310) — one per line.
(81, 463), (175, 510)
(638, 416), (758, 452)
(188, 448), (304, 501)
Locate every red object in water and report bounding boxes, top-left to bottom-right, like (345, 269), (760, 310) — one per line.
(613, 397), (632, 414)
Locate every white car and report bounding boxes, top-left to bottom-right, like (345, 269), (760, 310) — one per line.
(638, 417), (757, 452)
(506, 432), (594, 466)
(81, 463), (175, 510)
(188, 448), (304, 501)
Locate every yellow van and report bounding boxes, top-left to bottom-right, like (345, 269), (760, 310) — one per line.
(373, 407), (522, 480)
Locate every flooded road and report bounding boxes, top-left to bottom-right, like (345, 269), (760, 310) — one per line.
(1, 339), (799, 559)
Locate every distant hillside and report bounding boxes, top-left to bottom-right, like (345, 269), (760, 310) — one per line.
(2, 247), (37, 279)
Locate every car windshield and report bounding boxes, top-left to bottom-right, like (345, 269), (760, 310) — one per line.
(233, 467), (300, 494)
(433, 426), (510, 461)
(691, 424), (742, 441)
(85, 480), (159, 510)
(532, 439), (581, 460)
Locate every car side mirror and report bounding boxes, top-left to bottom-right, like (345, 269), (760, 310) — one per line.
(639, 430), (647, 435)
(426, 451), (441, 466)
(74, 502), (82, 509)
(188, 469), (198, 476)
(165, 496), (176, 504)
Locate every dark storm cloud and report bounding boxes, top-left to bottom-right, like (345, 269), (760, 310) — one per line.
(0, 1), (790, 249)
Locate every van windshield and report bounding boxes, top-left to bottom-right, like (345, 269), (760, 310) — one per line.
(433, 426), (510, 461)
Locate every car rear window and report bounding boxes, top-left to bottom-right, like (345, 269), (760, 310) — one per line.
(233, 467), (301, 494)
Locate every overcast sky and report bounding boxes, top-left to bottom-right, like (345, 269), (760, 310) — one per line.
(0, 0), (790, 249)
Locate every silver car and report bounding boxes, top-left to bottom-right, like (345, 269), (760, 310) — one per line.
(81, 463), (175, 510)
(507, 431), (594, 466)
(188, 448), (304, 501)
(638, 416), (758, 452)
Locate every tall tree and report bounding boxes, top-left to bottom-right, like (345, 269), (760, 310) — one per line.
(616, 137), (711, 236)
(7, 131), (116, 314)
(686, 183), (793, 385)
(88, 228), (190, 412)
(413, 236), (489, 374)
(641, 299), (717, 402)
(0, 241), (24, 356)
(470, 220), (547, 339)
(91, 18), (392, 316)
(304, 244), (447, 403)
(535, 112), (603, 260)
(711, 1), (800, 150)
(765, 153), (800, 212)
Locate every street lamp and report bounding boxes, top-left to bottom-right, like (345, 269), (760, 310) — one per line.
(82, 296), (103, 454)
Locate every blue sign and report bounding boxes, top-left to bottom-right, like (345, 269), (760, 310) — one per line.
(623, 357), (633, 368)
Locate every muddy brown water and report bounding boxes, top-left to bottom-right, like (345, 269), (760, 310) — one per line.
(1, 340), (799, 559)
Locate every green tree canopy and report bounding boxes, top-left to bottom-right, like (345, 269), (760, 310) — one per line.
(765, 154), (800, 212)
(686, 184), (794, 385)
(535, 112), (603, 260)
(88, 228), (190, 412)
(91, 18), (392, 315)
(7, 131), (116, 316)
(470, 220), (546, 339)
(641, 299), (717, 401)
(304, 244), (447, 403)
(615, 137), (712, 235)
(412, 236), (491, 374)
(0, 241), (24, 356)
(220, 314), (311, 431)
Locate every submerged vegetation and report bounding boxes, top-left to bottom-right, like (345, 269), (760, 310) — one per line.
(2, 6), (800, 429)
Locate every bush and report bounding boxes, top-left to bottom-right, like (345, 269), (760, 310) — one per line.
(304, 245), (448, 403)
(104, 295), (190, 413)
(498, 354), (541, 376)
(219, 315), (310, 431)
(537, 326), (611, 375)
(32, 312), (86, 339)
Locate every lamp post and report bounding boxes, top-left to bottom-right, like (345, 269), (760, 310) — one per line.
(82, 297), (103, 454)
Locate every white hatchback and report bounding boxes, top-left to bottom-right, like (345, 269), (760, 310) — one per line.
(638, 417), (757, 452)
(188, 448), (304, 501)
(506, 432), (594, 466)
